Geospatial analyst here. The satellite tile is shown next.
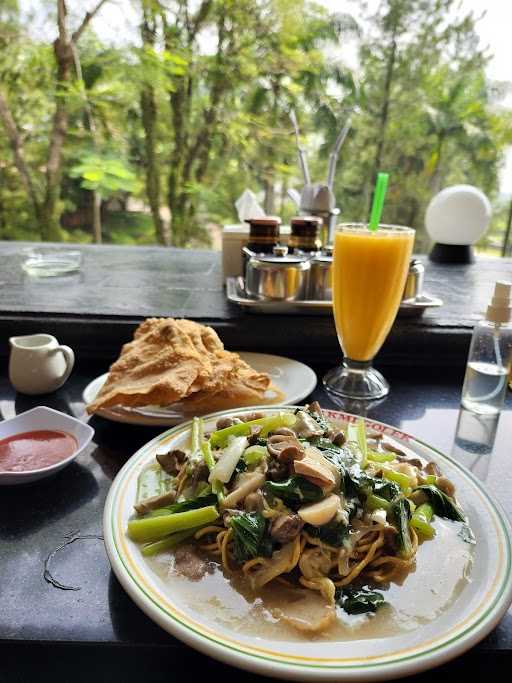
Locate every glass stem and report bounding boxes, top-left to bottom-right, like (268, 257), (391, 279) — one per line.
(344, 358), (372, 373)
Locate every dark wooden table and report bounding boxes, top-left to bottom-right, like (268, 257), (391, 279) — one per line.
(1, 241), (511, 369)
(1, 361), (511, 682)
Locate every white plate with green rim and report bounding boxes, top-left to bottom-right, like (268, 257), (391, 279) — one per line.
(103, 406), (512, 681)
(84, 352), (317, 426)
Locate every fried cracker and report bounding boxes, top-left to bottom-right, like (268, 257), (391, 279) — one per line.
(86, 318), (271, 414)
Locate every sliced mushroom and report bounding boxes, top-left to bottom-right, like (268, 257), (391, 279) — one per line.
(134, 489), (176, 514)
(425, 461), (441, 477)
(215, 416), (243, 430)
(381, 441), (407, 457)
(396, 455), (424, 469)
(247, 425), (263, 445)
(270, 514), (304, 544)
(271, 427), (296, 438)
(267, 434), (305, 462)
(298, 494), (340, 526)
(220, 471), (266, 509)
(244, 490), (264, 512)
(436, 476), (456, 497)
(293, 447), (336, 489)
(156, 448), (186, 476)
(329, 431), (345, 447)
(410, 489), (428, 506)
(307, 401), (324, 417)
(267, 459), (289, 482)
(239, 412), (265, 422)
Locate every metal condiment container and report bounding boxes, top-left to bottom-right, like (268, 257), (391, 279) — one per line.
(402, 258), (425, 301)
(243, 246), (310, 301)
(307, 253), (333, 301)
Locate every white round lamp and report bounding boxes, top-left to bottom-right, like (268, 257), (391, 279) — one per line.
(425, 185), (491, 263)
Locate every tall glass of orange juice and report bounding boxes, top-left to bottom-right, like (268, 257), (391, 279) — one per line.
(323, 223), (415, 400)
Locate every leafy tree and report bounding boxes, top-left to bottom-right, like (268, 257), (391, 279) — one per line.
(0, 0), (111, 240)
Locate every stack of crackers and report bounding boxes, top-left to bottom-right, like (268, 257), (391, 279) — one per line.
(87, 318), (272, 415)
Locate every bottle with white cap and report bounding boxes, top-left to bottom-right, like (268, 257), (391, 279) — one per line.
(461, 280), (512, 415)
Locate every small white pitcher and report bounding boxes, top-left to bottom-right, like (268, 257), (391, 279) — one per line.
(9, 334), (75, 395)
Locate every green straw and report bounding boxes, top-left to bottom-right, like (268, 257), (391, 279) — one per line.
(368, 172), (389, 232)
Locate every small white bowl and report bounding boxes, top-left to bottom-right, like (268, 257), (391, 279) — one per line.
(0, 406), (94, 485)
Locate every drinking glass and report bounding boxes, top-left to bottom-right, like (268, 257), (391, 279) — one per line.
(323, 223), (415, 400)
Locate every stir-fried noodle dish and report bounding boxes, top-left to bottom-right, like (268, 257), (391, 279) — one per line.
(127, 404), (474, 634)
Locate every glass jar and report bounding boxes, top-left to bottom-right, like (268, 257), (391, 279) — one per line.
(289, 216), (322, 254)
(245, 216), (281, 254)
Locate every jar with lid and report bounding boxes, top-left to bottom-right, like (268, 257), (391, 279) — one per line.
(289, 215), (322, 254)
(245, 216), (281, 254)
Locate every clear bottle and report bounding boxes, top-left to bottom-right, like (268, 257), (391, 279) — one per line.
(461, 281), (512, 415)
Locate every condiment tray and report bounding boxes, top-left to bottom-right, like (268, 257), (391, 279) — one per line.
(226, 277), (443, 317)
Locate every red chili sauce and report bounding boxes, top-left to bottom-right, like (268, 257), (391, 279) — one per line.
(0, 430), (78, 472)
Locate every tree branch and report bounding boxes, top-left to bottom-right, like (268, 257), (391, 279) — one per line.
(57, 0), (69, 43)
(0, 89), (41, 212)
(189, 0), (213, 42)
(72, 0), (110, 43)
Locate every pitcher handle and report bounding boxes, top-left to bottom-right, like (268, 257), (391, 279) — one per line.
(55, 345), (75, 383)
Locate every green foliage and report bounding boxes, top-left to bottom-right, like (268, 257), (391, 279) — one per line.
(0, 0), (510, 248)
(69, 153), (139, 197)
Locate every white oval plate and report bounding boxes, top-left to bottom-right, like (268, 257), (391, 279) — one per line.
(104, 406), (512, 681)
(84, 352), (317, 426)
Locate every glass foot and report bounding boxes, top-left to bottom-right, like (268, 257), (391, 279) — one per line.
(322, 359), (390, 400)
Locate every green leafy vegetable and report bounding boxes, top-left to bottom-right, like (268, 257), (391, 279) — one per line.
(234, 459), (248, 475)
(136, 463), (174, 504)
(201, 441), (224, 501)
(413, 484), (465, 522)
(410, 502), (435, 539)
(372, 479), (401, 501)
(367, 450), (396, 463)
(308, 436), (343, 452)
(305, 520), (347, 547)
(365, 493), (391, 512)
(230, 512), (271, 563)
(391, 498), (414, 559)
(149, 493), (217, 516)
(210, 413), (296, 447)
(243, 445), (267, 465)
(264, 475), (323, 507)
(346, 418), (368, 467)
(381, 467), (413, 492)
(141, 527), (200, 557)
(336, 587), (386, 615)
(128, 505), (219, 543)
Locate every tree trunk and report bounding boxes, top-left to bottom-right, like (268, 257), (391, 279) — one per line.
(366, 32), (398, 213)
(429, 133), (445, 195)
(501, 198), (512, 257)
(140, 5), (169, 246)
(92, 190), (102, 243)
(140, 87), (168, 246)
(263, 175), (275, 215)
(40, 22), (75, 241)
(0, 1), (110, 241)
